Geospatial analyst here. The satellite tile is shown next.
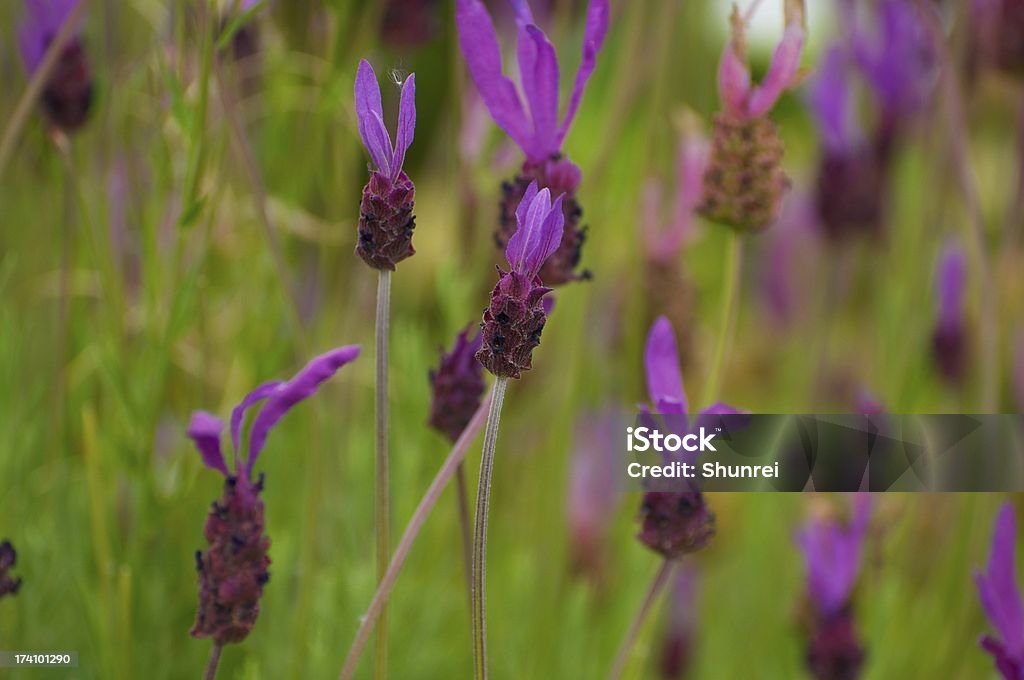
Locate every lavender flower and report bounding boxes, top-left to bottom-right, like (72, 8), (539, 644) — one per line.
(456, 0), (609, 284)
(0, 540), (22, 600)
(428, 325), (486, 442)
(566, 408), (622, 580)
(699, 4), (804, 233)
(976, 503), (1024, 680)
(659, 565), (698, 679)
(354, 59), (417, 271)
(476, 181), (564, 378)
(637, 317), (737, 559)
(18, 0), (93, 132)
(187, 346), (359, 645)
(796, 495), (871, 680)
(758, 189), (820, 328)
(381, 0), (441, 49)
(931, 240), (968, 386)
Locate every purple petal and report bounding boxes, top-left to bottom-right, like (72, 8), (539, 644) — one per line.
(456, 0), (535, 157)
(747, 23), (805, 118)
(230, 381), (284, 453)
(530, 194), (565, 277)
(807, 46), (856, 153)
(518, 25), (560, 156)
(977, 504), (1024, 656)
(355, 60), (394, 175)
(18, 0), (81, 74)
(717, 37), (750, 117)
(644, 316), (688, 416)
(936, 240), (966, 325)
(391, 73), (416, 179)
(187, 411), (229, 476)
(556, 0), (610, 146)
(509, 0), (535, 24)
(247, 345), (361, 474)
(507, 184), (564, 278)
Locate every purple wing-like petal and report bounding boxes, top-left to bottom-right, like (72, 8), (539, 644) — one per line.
(717, 39), (751, 118)
(247, 345), (361, 474)
(391, 73), (416, 179)
(506, 184), (550, 273)
(528, 194), (565, 279)
(355, 60), (394, 175)
(456, 0), (535, 156)
(747, 23), (805, 118)
(556, 0), (610, 146)
(18, 0), (82, 74)
(509, 0), (535, 24)
(230, 381), (284, 453)
(807, 46), (856, 153)
(515, 180), (541, 228)
(644, 316), (688, 416)
(936, 240), (966, 325)
(976, 504), (1024, 657)
(187, 411), (230, 476)
(518, 25), (560, 156)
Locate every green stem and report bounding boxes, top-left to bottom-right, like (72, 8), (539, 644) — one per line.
(204, 643), (223, 680)
(702, 232), (743, 406)
(455, 462), (474, 617)
(337, 397), (492, 680)
(607, 559), (675, 680)
(375, 269), (392, 680)
(472, 377), (510, 680)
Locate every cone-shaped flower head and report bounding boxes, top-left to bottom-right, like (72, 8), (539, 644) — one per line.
(0, 540), (22, 600)
(428, 325), (486, 442)
(636, 317), (739, 559)
(976, 503), (1024, 680)
(18, 0), (93, 132)
(700, 4), (804, 233)
(797, 495), (871, 680)
(457, 0), (609, 285)
(476, 181), (563, 378)
(931, 240), (968, 385)
(354, 59), (417, 270)
(186, 346), (360, 645)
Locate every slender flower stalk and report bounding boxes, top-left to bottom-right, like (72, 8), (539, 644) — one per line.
(354, 59), (417, 678)
(337, 397), (491, 680)
(456, 0), (609, 284)
(659, 565), (699, 679)
(470, 182), (565, 679)
(607, 560), (675, 680)
(186, 346), (360, 673)
(975, 503), (1024, 679)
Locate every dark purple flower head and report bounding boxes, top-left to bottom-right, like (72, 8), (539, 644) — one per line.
(476, 182), (563, 379)
(931, 240), (968, 384)
(186, 346), (359, 645)
(381, 0), (441, 49)
(796, 495), (871, 619)
(976, 503), (1024, 680)
(354, 60), (417, 270)
(428, 325), (486, 442)
(0, 540), (22, 600)
(806, 607), (866, 680)
(455, 0), (609, 164)
(18, 0), (93, 132)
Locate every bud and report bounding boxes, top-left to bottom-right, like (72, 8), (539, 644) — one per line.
(428, 327), (486, 442)
(806, 607), (866, 680)
(637, 490), (716, 559)
(0, 540), (22, 600)
(357, 170), (417, 271)
(815, 146), (887, 242)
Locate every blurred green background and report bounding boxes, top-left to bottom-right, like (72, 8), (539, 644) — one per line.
(0, 0), (1022, 678)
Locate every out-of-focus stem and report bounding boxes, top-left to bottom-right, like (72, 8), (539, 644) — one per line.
(702, 232), (743, 406)
(607, 559), (675, 680)
(471, 377), (510, 680)
(455, 462), (474, 614)
(0, 0), (89, 181)
(337, 397), (492, 680)
(374, 268), (392, 680)
(204, 643), (223, 680)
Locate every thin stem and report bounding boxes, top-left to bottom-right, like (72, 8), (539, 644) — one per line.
(204, 643), (223, 680)
(607, 559), (675, 680)
(374, 268), (392, 680)
(472, 377), (510, 680)
(54, 140), (75, 460)
(338, 396), (492, 680)
(702, 232), (743, 406)
(454, 462), (474, 615)
(0, 0), (90, 182)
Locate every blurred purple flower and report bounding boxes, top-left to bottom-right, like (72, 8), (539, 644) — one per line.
(428, 325), (486, 442)
(0, 540), (22, 600)
(18, 0), (93, 132)
(187, 346), (360, 645)
(566, 407), (622, 579)
(660, 564), (698, 679)
(931, 240), (969, 385)
(456, 0), (609, 284)
(642, 132), (708, 264)
(970, 0), (1024, 78)
(381, 0), (441, 49)
(476, 181), (564, 378)
(797, 495), (871, 680)
(636, 317), (737, 559)
(975, 503), (1024, 680)
(700, 6), (802, 232)
(758, 189), (820, 328)
(354, 59), (417, 270)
